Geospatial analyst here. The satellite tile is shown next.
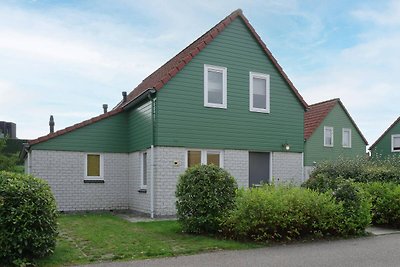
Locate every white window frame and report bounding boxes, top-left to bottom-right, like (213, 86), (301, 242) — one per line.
(204, 64), (227, 109)
(342, 128), (352, 148)
(185, 149), (224, 168)
(249, 72), (270, 113)
(391, 134), (400, 152)
(324, 126), (334, 147)
(140, 151), (148, 189)
(84, 153), (104, 180)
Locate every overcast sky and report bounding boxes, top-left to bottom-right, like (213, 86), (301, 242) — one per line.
(0, 0), (399, 147)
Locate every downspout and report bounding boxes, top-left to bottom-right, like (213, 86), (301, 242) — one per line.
(148, 90), (156, 218)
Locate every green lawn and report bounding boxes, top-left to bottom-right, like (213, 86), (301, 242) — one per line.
(36, 213), (260, 266)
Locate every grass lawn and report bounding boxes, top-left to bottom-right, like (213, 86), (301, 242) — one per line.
(36, 213), (260, 266)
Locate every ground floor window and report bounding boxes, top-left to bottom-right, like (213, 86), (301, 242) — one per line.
(141, 152), (148, 189)
(85, 153), (103, 179)
(186, 150), (223, 168)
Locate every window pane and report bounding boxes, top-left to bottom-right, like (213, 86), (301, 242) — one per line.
(394, 137), (400, 150)
(208, 70), (223, 104)
(142, 152), (147, 186)
(207, 152), (220, 167)
(325, 128), (332, 146)
(343, 130), (350, 147)
(188, 151), (201, 167)
(253, 77), (267, 109)
(87, 154), (100, 176)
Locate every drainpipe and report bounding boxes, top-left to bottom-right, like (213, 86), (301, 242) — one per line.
(147, 90), (156, 218)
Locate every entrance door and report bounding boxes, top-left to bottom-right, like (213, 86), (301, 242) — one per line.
(249, 152), (270, 186)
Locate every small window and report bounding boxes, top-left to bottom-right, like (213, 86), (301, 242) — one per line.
(249, 72), (270, 113)
(206, 151), (221, 167)
(392, 135), (400, 152)
(342, 128), (352, 148)
(188, 150), (201, 168)
(85, 154), (103, 179)
(141, 152), (147, 188)
(324, 126), (334, 147)
(204, 64), (227, 108)
(186, 150), (223, 168)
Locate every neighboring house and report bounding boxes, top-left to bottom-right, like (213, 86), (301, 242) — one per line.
(22, 9), (308, 217)
(369, 116), (400, 158)
(304, 98), (368, 179)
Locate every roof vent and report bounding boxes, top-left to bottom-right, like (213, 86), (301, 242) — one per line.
(103, 104), (108, 114)
(122, 91), (127, 103)
(49, 115), (55, 134)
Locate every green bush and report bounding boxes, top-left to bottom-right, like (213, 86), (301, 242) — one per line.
(0, 171), (58, 265)
(309, 157), (400, 184)
(224, 185), (352, 242)
(361, 182), (400, 227)
(175, 164), (237, 234)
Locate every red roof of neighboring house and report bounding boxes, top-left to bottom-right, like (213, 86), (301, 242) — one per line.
(369, 116), (400, 150)
(116, 9), (308, 110)
(29, 9), (308, 147)
(304, 98), (368, 145)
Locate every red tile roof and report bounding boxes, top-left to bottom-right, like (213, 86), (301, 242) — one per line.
(29, 9), (308, 147)
(116, 9), (308, 109)
(304, 98), (368, 145)
(369, 116), (400, 150)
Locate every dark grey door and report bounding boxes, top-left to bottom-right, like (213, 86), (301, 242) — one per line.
(249, 152), (270, 186)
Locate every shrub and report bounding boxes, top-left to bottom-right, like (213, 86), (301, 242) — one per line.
(0, 171), (58, 265)
(175, 164), (237, 234)
(361, 182), (400, 227)
(223, 185), (346, 242)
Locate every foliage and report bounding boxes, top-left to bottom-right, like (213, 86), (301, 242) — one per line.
(0, 137), (19, 172)
(0, 171), (58, 265)
(175, 164), (237, 234)
(361, 182), (400, 228)
(309, 156), (400, 184)
(223, 185), (369, 242)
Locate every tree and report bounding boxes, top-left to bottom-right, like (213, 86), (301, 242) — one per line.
(0, 137), (18, 172)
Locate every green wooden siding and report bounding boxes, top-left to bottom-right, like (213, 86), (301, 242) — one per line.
(128, 100), (153, 151)
(371, 120), (400, 158)
(304, 105), (366, 166)
(32, 113), (129, 153)
(155, 18), (304, 152)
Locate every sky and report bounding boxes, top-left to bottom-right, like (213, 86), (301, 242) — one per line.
(0, 0), (399, 147)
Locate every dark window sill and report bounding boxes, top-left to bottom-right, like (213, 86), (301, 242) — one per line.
(138, 189), (147, 193)
(84, 179), (105, 183)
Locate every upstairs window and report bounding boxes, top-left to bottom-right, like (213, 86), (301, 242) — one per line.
(324, 126), (334, 147)
(249, 72), (270, 113)
(342, 128), (352, 148)
(204, 65), (227, 109)
(392, 134), (400, 152)
(85, 154), (103, 179)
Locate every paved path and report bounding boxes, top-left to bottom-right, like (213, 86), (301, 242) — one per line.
(78, 233), (400, 267)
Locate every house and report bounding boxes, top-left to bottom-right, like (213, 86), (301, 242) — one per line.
(304, 98), (368, 179)
(22, 9), (308, 217)
(369, 116), (400, 158)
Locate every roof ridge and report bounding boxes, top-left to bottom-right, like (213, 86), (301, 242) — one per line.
(309, 98), (340, 107)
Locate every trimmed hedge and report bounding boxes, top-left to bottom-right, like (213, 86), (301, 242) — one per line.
(361, 182), (400, 228)
(223, 185), (370, 242)
(176, 164), (237, 234)
(0, 171), (58, 265)
(310, 157), (400, 184)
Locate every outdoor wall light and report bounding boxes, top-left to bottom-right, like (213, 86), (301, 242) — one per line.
(283, 143), (290, 151)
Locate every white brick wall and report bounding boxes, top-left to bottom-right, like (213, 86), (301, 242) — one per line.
(224, 150), (249, 188)
(304, 166), (315, 181)
(30, 150), (129, 211)
(128, 150), (151, 214)
(272, 152), (303, 184)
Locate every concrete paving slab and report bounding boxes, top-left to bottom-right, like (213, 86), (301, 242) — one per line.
(366, 226), (400, 235)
